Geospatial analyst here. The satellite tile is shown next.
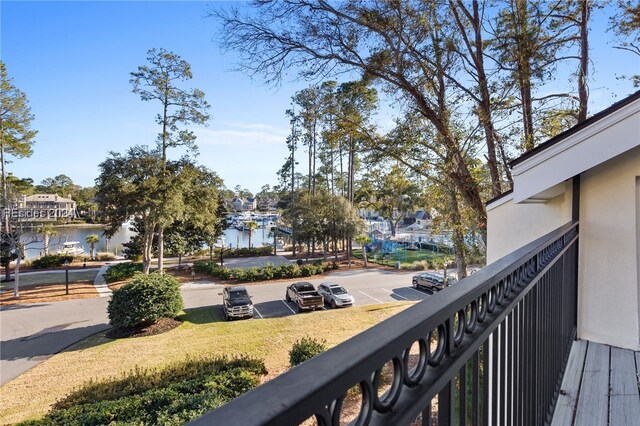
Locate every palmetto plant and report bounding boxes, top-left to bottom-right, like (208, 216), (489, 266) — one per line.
(245, 221), (258, 248)
(36, 223), (57, 256)
(85, 234), (100, 260)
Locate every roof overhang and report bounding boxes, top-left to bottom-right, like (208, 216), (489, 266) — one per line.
(511, 95), (640, 204)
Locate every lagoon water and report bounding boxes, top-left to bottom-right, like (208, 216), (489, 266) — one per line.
(21, 224), (274, 259)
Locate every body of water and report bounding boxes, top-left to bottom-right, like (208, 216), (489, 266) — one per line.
(21, 224), (274, 259)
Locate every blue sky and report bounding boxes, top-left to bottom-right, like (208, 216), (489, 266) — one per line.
(2, 1), (639, 193)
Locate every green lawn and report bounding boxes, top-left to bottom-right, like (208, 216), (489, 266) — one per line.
(353, 248), (452, 269)
(0, 302), (413, 425)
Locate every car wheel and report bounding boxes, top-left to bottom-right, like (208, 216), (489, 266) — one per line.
(296, 303), (302, 313)
(412, 280), (418, 288)
(331, 300), (337, 309)
(285, 293), (291, 302)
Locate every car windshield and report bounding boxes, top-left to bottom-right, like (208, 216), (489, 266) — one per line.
(230, 290), (248, 298)
(331, 287), (347, 295)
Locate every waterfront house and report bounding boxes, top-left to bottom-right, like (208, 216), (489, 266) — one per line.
(5, 194), (77, 221)
(231, 197), (257, 211)
(190, 92), (640, 425)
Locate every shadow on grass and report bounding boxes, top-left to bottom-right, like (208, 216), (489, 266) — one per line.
(179, 306), (224, 325)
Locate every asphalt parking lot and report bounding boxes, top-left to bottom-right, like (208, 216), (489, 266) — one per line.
(186, 269), (434, 320)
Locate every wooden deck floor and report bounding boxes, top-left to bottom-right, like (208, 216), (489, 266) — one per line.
(551, 340), (640, 426)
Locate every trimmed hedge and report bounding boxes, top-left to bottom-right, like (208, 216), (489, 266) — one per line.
(107, 273), (183, 331)
(20, 356), (267, 426)
(30, 254), (74, 269)
(104, 262), (144, 283)
(192, 261), (328, 282)
(218, 246), (274, 257)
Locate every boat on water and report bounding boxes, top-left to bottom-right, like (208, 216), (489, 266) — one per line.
(57, 241), (85, 256)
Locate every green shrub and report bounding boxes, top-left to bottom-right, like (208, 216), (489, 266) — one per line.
(261, 263), (275, 280)
(280, 263), (301, 278)
(289, 337), (328, 367)
(52, 356), (266, 410)
(104, 262), (144, 283)
(95, 252), (116, 261)
(30, 254), (74, 269)
(231, 268), (246, 281)
(193, 260), (325, 283)
(193, 260), (215, 274)
(107, 273), (183, 331)
(244, 267), (262, 282)
(300, 264), (316, 277)
(23, 356), (267, 426)
(215, 246), (274, 258)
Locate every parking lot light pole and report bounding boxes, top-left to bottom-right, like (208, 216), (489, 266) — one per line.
(64, 260), (70, 295)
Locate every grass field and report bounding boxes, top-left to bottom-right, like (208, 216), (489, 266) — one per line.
(0, 302), (414, 425)
(353, 248), (452, 269)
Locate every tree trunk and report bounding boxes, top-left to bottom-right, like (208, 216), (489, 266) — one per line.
(447, 188), (468, 280)
(362, 246), (368, 268)
(1, 137), (10, 282)
(450, 0), (503, 198)
(577, 0), (589, 123)
(13, 247), (20, 297)
(157, 225), (164, 273)
(142, 222), (155, 274)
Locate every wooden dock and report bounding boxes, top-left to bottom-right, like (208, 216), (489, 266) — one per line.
(551, 340), (640, 425)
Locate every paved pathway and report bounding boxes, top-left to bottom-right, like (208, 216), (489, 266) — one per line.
(93, 264), (112, 297)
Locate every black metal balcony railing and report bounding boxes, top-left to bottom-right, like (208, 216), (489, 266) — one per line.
(189, 222), (579, 426)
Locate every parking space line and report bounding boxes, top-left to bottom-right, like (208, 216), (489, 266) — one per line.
(253, 307), (263, 319)
(406, 287), (428, 296)
(280, 300), (297, 314)
(359, 290), (384, 304)
(382, 288), (409, 300)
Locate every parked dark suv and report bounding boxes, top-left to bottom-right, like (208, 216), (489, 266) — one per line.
(222, 286), (254, 320)
(412, 272), (449, 292)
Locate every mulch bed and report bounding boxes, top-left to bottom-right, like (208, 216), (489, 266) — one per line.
(105, 317), (183, 339)
(0, 283), (98, 305)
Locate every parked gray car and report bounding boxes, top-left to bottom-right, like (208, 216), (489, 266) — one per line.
(317, 282), (354, 308)
(412, 272), (448, 292)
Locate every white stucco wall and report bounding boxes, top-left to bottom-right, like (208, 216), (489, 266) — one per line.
(577, 147), (640, 350)
(486, 181), (573, 264)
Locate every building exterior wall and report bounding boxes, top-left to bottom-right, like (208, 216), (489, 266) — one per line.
(486, 181), (573, 264)
(577, 147), (640, 350)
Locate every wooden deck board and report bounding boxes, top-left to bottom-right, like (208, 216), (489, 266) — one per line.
(552, 340), (640, 426)
(609, 347), (640, 426)
(574, 342), (611, 426)
(551, 340), (588, 426)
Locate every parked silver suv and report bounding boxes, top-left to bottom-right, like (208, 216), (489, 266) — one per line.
(317, 283), (354, 308)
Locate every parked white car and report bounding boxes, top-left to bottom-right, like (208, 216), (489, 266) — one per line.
(317, 283), (354, 308)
